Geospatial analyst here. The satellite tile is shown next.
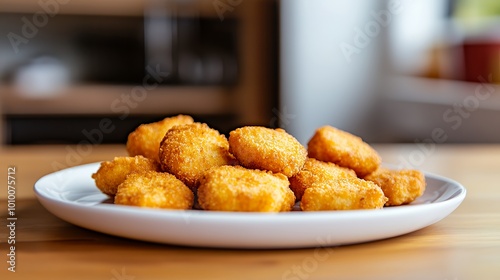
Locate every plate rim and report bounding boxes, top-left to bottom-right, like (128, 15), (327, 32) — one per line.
(33, 161), (467, 248)
(34, 162), (467, 216)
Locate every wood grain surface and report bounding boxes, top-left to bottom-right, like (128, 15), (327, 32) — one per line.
(1, 144), (499, 279)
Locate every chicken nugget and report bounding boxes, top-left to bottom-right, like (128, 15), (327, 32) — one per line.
(300, 177), (387, 211)
(289, 158), (356, 201)
(364, 168), (426, 206)
(126, 115), (194, 163)
(159, 123), (234, 190)
(198, 165), (295, 212)
(307, 126), (381, 177)
(228, 126), (307, 177)
(114, 171), (193, 209)
(92, 156), (159, 196)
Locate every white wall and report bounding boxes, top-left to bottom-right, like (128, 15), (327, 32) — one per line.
(280, 0), (387, 144)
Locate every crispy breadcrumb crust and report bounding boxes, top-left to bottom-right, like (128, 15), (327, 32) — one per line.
(126, 115), (194, 163)
(114, 171), (193, 209)
(307, 126), (381, 177)
(289, 158), (357, 201)
(364, 168), (426, 206)
(94, 115), (428, 213)
(198, 165), (295, 212)
(91, 156), (159, 196)
(158, 123), (234, 190)
(300, 177), (387, 211)
(229, 127), (307, 177)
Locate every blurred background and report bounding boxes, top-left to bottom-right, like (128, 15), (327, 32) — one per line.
(0, 0), (499, 145)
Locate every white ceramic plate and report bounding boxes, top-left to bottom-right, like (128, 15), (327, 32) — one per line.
(34, 162), (466, 249)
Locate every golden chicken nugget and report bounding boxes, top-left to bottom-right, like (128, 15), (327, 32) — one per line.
(198, 165), (295, 212)
(114, 171), (193, 209)
(92, 156), (159, 196)
(228, 126), (307, 177)
(307, 126), (381, 177)
(364, 168), (426, 206)
(159, 123), (234, 190)
(300, 177), (387, 211)
(126, 115), (194, 163)
(289, 158), (357, 201)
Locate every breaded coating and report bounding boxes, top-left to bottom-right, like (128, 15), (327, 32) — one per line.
(300, 177), (387, 211)
(158, 123), (234, 190)
(364, 168), (426, 206)
(228, 126), (307, 177)
(114, 171), (193, 209)
(92, 156), (159, 196)
(289, 158), (357, 201)
(198, 165), (295, 212)
(307, 126), (381, 177)
(126, 115), (194, 163)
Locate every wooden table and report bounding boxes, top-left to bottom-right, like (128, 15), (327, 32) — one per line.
(1, 144), (499, 279)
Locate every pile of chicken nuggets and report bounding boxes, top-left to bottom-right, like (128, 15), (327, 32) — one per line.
(92, 115), (426, 212)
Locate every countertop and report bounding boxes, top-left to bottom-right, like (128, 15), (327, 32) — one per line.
(1, 144), (499, 279)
